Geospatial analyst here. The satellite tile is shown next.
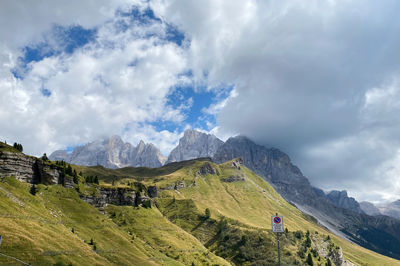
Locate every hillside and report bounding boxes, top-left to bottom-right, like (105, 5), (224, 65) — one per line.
(77, 159), (400, 265)
(0, 142), (399, 265)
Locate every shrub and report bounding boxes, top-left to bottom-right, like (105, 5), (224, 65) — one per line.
(205, 208), (211, 219)
(41, 153), (49, 161)
(30, 184), (37, 195)
(306, 253), (313, 265)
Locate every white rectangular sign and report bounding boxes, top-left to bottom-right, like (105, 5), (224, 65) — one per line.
(271, 216), (284, 232)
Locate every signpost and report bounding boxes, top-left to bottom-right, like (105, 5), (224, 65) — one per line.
(272, 213), (283, 266)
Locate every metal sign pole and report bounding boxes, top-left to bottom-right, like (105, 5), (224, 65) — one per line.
(276, 213), (280, 266)
(277, 232), (281, 266)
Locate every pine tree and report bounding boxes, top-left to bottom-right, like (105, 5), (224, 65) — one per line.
(13, 143), (23, 152)
(306, 253), (313, 266)
(30, 184), (37, 195)
(94, 176), (99, 184)
(305, 234), (312, 248)
(73, 175), (79, 184)
(66, 164), (73, 175)
(41, 153), (49, 161)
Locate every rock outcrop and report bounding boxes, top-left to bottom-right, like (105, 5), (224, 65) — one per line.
(222, 175), (245, 183)
(49, 136), (167, 169)
(80, 187), (136, 208)
(197, 162), (218, 176)
(166, 130), (223, 164)
(326, 190), (364, 214)
(0, 151), (65, 185)
(147, 186), (158, 198)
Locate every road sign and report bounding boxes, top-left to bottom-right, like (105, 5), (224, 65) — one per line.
(271, 215), (284, 232)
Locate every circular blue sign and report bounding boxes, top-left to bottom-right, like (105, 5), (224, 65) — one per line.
(273, 217), (281, 224)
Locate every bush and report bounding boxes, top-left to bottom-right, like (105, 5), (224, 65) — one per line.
(205, 208), (211, 219)
(304, 234), (312, 248)
(142, 200), (152, 208)
(41, 153), (49, 161)
(306, 253), (313, 265)
(295, 231), (303, 239)
(30, 184), (37, 195)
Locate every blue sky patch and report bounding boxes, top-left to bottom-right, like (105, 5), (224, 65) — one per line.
(166, 24), (185, 46)
(40, 87), (51, 97)
(12, 24), (96, 79)
(117, 6), (161, 27)
(52, 25), (97, 54)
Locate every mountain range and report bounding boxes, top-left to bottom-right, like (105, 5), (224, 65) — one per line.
(50, 130), (400, 219)
(50, 135), (167, 168)
(48, 129), (400, 259)
(1, 140), (399, 265)
(361, 200), (400, 220)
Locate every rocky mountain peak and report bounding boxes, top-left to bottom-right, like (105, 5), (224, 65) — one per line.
(393, 199), (400, 206)
(326, 190), (364, 214)
(360, 201), (381, 216)
(166, 129), (224, 164)
(213, 135), (312, 204)
(377, 199), (400, 220)
(49, 136), (166, 168)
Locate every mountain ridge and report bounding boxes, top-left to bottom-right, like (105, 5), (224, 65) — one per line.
(49, 135), (166, 169)
(1, 142), (398, 265)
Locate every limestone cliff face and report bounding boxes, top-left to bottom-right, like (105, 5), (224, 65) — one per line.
(213, 136), (314, 205)
(80, 187), (136, 208)
(80, 186), (158, 208)
(166, 130), (224, 164)
(326, 190), (364, 214)
(49, 136), (167, 168)
(212, 135), (400, 259)
(0, 151), (65, 185)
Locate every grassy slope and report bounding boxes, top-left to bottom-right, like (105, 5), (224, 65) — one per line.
(0, 176), (228, 265)
(165, 161), (400, 265)
(0, 141), (22, 153)
(79, 159), (400, 265)
(2, 154), (399, 265)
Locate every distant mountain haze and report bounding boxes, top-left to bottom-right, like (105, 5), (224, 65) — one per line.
(360, 201), (382, 216)
(50, 130), (224, 169)
(379, 200), (400, 220)
(49, 135), (166, 168)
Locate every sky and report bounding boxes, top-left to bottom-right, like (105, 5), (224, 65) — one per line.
(1, 0), (400, 203)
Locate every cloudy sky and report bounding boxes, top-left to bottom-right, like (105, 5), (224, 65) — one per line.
(1, 0), (400, 203)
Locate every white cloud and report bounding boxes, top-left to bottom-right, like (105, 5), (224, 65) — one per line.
(152, 0), (400, 202)
(3, 0), (400, 203)
(0, 1), (189, 156)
